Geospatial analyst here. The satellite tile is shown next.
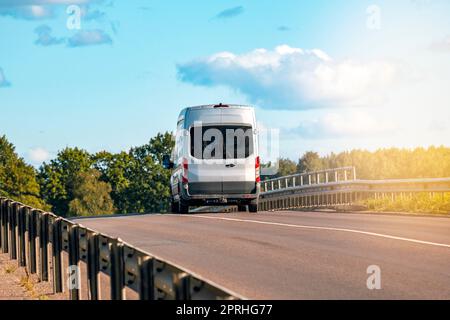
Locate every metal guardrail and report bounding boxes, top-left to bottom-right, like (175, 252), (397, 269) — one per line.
(261, 167), (357, 193)
(2, 168), (449, 299)
(259, 167), (450, 211)
(0, 197), (240, 300)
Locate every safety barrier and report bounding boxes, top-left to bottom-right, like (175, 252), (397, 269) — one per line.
(0, 197), (240, 300)
(259, 167), (450, 211)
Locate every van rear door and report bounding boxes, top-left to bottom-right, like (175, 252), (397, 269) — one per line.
(188, 124), (256, 195)
(186, 107), (257, 196)
(222, 125), (256, 194)
(221, 107), (257, 194)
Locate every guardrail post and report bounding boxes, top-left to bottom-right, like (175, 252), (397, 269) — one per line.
(18, 205), (27, 267)
(110, 240), (124, 300)
(0, 198), (8, 254)
(9, 202), (17, 260)
(39, 213), (49, 281)
(139, 257), (154, 300)
(68, 225), (80, 300)
(0, 198), (3, 252)
(174, 272), (189, 300)
(353, 167), (357, 180)
(52, 217), (63, 293)
(27, 209), (37, 274)
(87, 233), (99, 300)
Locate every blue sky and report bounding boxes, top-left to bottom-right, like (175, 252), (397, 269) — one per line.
(1, 0), (450, 166)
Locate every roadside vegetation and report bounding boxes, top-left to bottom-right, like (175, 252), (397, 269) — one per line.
(0, 136), (49, 210)
(363, 193), (450, 215)
(272, 148), (450, 215)
(1, 133), (449, 216)
(271, 147), (450, 180)
(1, 133), (173, 217)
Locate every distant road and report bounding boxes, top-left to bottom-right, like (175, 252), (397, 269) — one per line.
(74, 211), (450, 299)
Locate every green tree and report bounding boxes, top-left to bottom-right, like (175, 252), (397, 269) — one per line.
(92, 151), (134, 213)
(147, 132), (175, 165)
(124, 135), (173, 213)
(0, 135), (48, 210)
(277, 158), (298, 177)
(92, 132), (175, 213)
(297, 151), (324, 173)
(38, 147), (92, 216)
(68, 169), (115, 216)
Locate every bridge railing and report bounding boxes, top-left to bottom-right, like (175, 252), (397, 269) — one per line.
(261, 167), (357, 193)
(0, 197), (240, 300)
(259, 167), (450, 211)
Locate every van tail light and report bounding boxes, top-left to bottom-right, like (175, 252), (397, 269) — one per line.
(255, 156), (261, 183)
(182, 158), (189, 184)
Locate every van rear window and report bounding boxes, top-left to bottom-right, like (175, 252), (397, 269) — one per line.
(190, 125), (253, 159)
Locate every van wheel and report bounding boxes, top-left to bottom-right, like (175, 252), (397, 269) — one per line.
(179, 201), (189, 214)
(249, 199), (258, 213)
(170, 199), (179, 213)
(237, 205), (247, 212)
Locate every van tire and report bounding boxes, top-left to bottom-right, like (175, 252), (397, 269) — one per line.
(249, 199), (258, 213)
(237, 205), (247, 212)
(179, 201), (189, 214)
(170, 199), (179, 213)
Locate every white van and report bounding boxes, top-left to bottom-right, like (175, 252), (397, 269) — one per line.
(163, 104), (260, 213)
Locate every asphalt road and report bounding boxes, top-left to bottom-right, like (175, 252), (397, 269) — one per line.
(74, 211), (450, 300)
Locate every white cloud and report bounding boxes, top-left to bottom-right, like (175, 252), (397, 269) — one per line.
(34, 24), (65, 46)
(288, 111), (396, 139)
(0, 1), (90, 4)
(0, 4), (54, 19)
(67, 29), (112, 47)
(28, 147), (51, 164)
(430, 35), (450, 53)
(0, 0), (103, 20)
(178, 45), (404, 110)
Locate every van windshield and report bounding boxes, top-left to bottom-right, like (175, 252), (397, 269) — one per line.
(190, 125), (254, 159)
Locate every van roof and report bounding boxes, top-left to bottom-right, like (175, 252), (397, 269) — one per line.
(178, 104), (256, 126)
(183, 104), (254, 111)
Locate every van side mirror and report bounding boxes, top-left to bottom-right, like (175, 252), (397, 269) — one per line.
(162, 154), (174, 169)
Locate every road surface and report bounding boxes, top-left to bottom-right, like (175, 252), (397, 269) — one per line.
(74, 211), (450, 300)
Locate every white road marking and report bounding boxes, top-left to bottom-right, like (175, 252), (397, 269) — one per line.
(189, 215), (450, 249)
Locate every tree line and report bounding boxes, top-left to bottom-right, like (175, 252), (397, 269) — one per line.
(0, 133), (173, 217)
(1, 133), (449, 216)
(275, 147), (450, 180)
